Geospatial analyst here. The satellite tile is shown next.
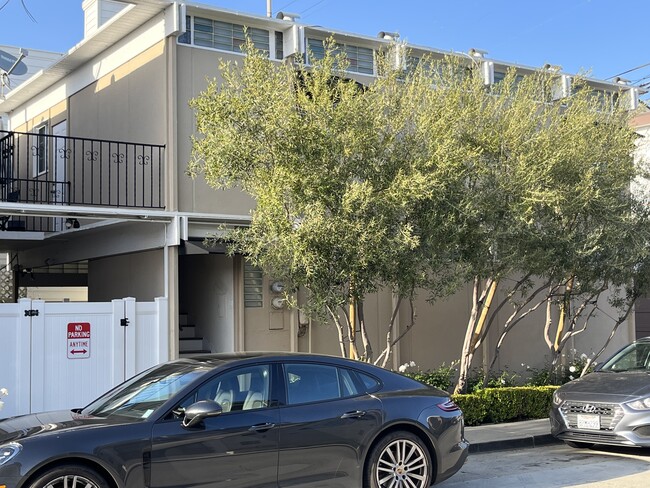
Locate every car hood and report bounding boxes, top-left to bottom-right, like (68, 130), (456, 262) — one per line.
(559, 371), (650, 400)
(0, 409), (135, 444)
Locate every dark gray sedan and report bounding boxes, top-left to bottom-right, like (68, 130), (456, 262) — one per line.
(0, 352), (468, 488)
(550, 337), (650, 448)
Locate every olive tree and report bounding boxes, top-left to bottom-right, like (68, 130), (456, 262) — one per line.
(189, 40), (472, 365)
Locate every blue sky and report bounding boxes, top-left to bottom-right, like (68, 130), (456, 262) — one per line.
(1, 0), (649, 91)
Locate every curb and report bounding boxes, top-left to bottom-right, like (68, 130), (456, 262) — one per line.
(469, 434), (561, 453)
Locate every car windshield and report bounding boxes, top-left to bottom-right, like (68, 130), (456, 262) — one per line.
(81, 362), (212, 420)
(600, 341), (650, 372)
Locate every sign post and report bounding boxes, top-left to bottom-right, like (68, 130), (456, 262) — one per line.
(67, 322), (91, 359)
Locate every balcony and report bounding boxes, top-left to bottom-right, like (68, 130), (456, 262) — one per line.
(0, 130), (165, 232)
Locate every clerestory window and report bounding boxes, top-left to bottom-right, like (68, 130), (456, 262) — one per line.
(307, 38), (374, 75)
(179, 15), (270, 54)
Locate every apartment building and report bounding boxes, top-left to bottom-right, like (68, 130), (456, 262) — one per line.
(0, 0), (641, 373)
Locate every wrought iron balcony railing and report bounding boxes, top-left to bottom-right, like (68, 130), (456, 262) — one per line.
(0, 130), (165, 232)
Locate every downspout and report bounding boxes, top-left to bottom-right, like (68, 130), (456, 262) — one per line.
(165, 5), (181, 359)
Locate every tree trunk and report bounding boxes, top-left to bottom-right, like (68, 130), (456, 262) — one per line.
(455, 277), (483, 394)
(357, 300), (373, 362)
(327, 305), (348, 358)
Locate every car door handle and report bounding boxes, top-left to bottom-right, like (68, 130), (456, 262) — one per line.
(340, 410), (366, 419)
(249, 422), (275, 432)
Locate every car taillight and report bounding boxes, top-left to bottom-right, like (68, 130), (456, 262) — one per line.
(437, 399), (460, 412)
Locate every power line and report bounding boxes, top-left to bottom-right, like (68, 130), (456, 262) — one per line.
(277, 0), (301, 12)
(299, 0), (328, 17)
(607, 61), (650, 80)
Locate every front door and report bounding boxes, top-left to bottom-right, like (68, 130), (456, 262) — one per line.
(150, 363), (279, 488)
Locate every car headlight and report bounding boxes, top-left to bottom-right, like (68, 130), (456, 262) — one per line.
(552, 390), (564, 406)
(626, 397), (650, 411)
(0, 442), (22, 466)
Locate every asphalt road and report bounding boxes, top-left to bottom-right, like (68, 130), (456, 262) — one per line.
(439, 443), (650, 487)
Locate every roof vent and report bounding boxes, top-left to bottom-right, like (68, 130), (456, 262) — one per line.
(276, 11), (301, 22)
(468, 48), (488, 59)
(378, 31), (400, 41)
(542, 63), (563, 73)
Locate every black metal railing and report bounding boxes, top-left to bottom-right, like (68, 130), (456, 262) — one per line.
(0, 130), (165, 232)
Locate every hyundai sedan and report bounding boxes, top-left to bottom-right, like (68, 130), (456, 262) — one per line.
(0, 352), (468, 487)
(550, 337), (650, 448)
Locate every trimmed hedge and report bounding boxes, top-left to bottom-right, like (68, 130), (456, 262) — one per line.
(451, 386), (558, 426)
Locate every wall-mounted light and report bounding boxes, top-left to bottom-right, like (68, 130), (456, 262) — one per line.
(65, 218), (80, 229)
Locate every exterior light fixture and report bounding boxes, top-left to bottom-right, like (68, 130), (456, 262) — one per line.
(65, 218), (80, 229)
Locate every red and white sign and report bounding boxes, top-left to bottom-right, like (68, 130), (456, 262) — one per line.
(67, 322), (91, 359)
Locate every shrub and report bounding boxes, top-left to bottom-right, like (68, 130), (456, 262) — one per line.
(404, 362), (458, 392)
(450, 394), (487, 426)
(467, 367), (520, 392)
(451, 386), (558, 426)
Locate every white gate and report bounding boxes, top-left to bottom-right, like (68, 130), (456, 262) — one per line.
(0, 297), (168, 418)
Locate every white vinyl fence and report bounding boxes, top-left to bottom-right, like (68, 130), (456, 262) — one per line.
(0, 297), (168, 418)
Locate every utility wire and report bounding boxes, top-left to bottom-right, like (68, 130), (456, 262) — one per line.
(0, 0), (36, 22)
(607, 61), (650, 80)
(277, 0), (301, 12)
(299, 0), (327, 16)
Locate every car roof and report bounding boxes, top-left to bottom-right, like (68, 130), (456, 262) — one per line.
(170, 352), (403, 380)
(172, 351), (369, 368)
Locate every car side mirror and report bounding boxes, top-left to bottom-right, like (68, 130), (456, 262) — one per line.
(182, 400), (223, 428)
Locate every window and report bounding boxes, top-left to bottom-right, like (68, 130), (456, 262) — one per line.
(358, 371), (380, 393)
(493, 71), (525, 86)
(275, 31), (284, 60)
(307, 38), (374, 75)
(33, 125), (47, 176)
(178, 364), (271, 414)
(193, 17), (269, 53)
(284, 363), (372, 404)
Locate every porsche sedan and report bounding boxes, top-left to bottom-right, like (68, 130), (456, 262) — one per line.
(0, 352), (468, 488)
(550, 337), (650, 448)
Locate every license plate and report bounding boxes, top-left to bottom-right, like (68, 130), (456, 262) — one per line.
(577, 414), (600, 430)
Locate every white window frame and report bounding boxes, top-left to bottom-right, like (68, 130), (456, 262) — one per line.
(33, 124), (48, 177)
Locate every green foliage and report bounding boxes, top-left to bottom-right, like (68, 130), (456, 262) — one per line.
(452, 386), (558, 426)
(466, 367), (520, 392)
(190, 33), (650, 364)
(450, 394), (487, 426)
(523, 354), (596, 386)
(404, 362), (458, 392)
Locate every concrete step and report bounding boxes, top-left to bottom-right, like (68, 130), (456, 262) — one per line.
(179, 324), (197, 339)
(179, 337), (206, 352)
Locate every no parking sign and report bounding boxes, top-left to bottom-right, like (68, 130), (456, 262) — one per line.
(67, 322), (91, 359)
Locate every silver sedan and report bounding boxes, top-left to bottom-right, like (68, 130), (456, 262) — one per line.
(550, 337), (650, 448)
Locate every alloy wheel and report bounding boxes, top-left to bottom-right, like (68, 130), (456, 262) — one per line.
(43, 475), (100, 488)
(375, 438), (429, 487)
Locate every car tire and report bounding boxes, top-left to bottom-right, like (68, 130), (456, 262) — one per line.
(28, 464), (110, 488)
(365, 431), (433, 488)
(564, 440), (594, 449)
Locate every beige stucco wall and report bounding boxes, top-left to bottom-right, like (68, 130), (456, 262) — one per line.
(68, 42), (167, 144)
(175, 45), (255, 215)
(88, 249), (164, 301)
